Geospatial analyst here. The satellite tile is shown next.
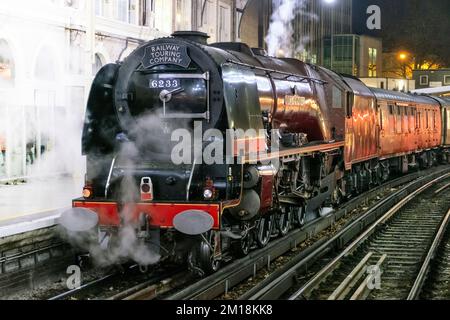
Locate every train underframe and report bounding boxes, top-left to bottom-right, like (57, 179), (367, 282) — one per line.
(73, 146), (450, 275)
(183, 146), (449, 274)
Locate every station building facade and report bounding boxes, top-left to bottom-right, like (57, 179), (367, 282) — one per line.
(0, 0), (235, 182)
(413, 69), (450, 90)
(323, 34), (383, 78)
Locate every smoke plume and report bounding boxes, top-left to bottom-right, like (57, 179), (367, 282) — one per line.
(265, 0), (317, 58)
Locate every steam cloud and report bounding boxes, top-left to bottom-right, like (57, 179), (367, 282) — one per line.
(265, 0), (318, 58)
(61, 111), (193, 268)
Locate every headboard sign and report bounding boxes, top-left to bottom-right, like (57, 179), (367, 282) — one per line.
(142, 43), (192, 69)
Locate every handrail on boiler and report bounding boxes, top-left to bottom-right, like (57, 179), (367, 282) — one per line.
(226, 60), (328, 85)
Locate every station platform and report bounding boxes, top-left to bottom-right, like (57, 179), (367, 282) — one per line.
(0, 177), (83, 238)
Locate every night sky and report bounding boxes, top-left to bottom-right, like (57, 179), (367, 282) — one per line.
(352, 0), (450, 65)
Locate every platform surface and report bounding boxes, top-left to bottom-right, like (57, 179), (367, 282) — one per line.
(0, 177), (83, 237)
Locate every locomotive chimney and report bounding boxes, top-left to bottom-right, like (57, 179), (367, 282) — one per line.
(172, 31), (210, 45)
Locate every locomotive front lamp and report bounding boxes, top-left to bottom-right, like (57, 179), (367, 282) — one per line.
(203, 188), (214, 200)
(82, 186), (93, 199)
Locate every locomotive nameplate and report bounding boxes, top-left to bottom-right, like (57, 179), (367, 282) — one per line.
(284, 95), (306, 106)
(142, 43), (191, 69)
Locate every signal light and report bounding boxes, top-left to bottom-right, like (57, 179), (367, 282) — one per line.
(141, 177), (154, 201)
(141, 183), (151, 193)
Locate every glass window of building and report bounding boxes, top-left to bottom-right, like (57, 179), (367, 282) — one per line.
(139, 0), (155, 26)
(95, 0), (104, 16)
(332, 35), (354, 75)
(117, 0), (128, 22)
(175, 0), (184, 30)
(195, 0), (203, 28)
(0, 40), (15, 88)
(420, 75), (429, 85)
(218, 2), (231, 42)
(444, 75), (450, 85)
(35, 47), (56, 81)
(129, 0), (138, 24)
(203, 0), (213, 26)
(0, 40), (15, 178)
(117, 0), (137, 23)
(368, 48), (377, 77)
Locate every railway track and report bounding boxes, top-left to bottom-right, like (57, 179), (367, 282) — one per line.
(285, 173), (450, 300)
(166, 166), (450, 300)
(4, 166), (450, 300)
(47, 265), (189, 300)
(419, 212), (450, 300)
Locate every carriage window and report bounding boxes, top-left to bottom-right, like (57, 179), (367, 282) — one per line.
(379, 106), (383, 130)
(433, 110), (436, 129)
(332, 86), (343, 109)
(396, 106), (402, 134)
(417, 112), (421, 129)
(426, 110), (429, 129)
(404, 107), (409, 132)
(413, 108), (417, 129)
(408, 107), (414, 132)
(389, 105), (394, 115)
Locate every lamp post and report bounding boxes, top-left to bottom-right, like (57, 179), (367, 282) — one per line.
(398, 51), (414, 79)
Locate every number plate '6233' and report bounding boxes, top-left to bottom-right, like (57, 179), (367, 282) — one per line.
(150, 79), (180, 89)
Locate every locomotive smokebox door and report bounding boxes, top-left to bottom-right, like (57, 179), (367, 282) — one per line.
(173, 210), (214, 235)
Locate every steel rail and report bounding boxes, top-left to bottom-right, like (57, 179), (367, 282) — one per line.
(167, 167), (450, 300)
(106, 269), (187, 300)
(240, 168), (450, 300)
(407, 208), (450, 300)
(48, 272), (117, 300)
(47, 264), (139, 300)
(288, 172), (450, 301)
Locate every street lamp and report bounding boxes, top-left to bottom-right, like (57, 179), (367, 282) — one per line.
(398, 52), (410, 79)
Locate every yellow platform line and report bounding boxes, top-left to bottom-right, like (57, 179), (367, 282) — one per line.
(0, 207), (66, 223)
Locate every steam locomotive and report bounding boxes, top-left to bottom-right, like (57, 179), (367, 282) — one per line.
(60, 31), (450, 274)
